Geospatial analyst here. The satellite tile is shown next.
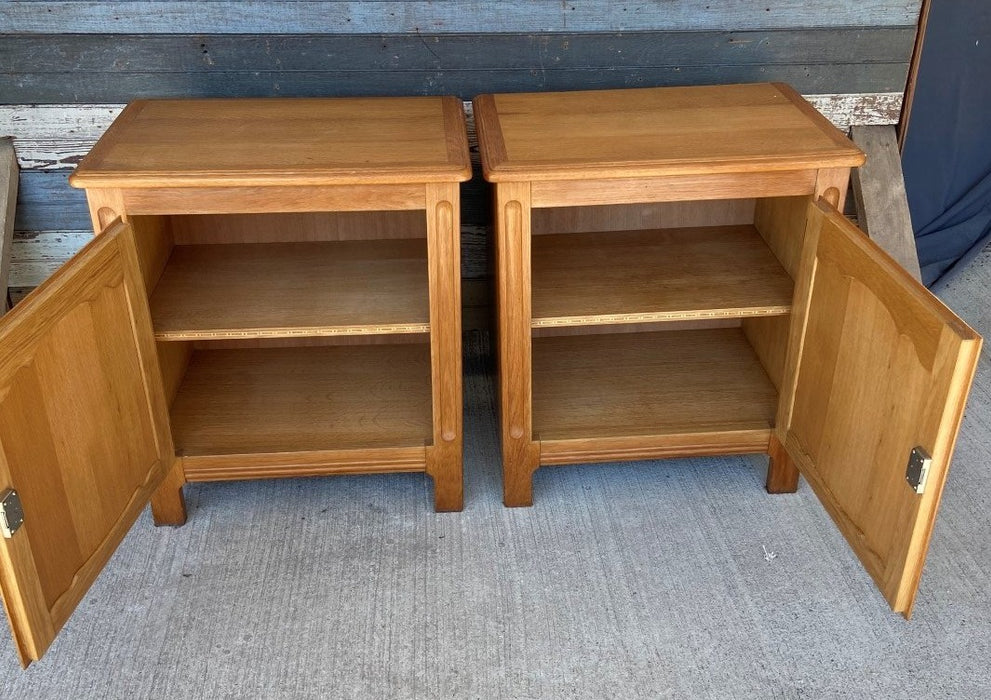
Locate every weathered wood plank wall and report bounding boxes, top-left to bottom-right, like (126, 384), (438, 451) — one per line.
(0, 1), (922, 308)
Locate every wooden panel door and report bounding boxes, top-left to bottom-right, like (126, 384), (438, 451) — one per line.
(0, 220), (173, 665)
(782, 199), (981, 616)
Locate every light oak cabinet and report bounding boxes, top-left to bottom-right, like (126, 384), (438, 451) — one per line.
(0, 97), (470, 664)
(474, 83), (982, 616)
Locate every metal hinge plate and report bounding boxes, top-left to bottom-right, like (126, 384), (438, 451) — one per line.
(0, 489), (24, 538)
(906, 447), (932, 495)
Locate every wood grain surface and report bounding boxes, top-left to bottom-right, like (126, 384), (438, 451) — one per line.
(783, 200), (981, 616)
(532, 328), (777, 443)
(70, 97), (472, 188)
(531, 225), (793, 327)
(170, 344), (433, 456)
(851, 125), (923, 280)
(0, 221), (172, 664)
(475, 84), (865, 181)
(149, 240), (430, 340)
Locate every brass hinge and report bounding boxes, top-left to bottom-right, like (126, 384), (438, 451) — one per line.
(906, 447), (932, 495)
(0, 489), (24, 538)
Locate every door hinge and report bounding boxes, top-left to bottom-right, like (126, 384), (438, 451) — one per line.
(906, 447), (932, 495)
(0, 489), (24, 538)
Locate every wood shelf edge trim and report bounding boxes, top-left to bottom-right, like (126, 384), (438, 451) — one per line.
(537, 429), (773, 466)
(154, 323), (432, 341)
(70, 166), (471, 189)
(181, 446), (428, 482)
(488, 156), (861, 184)
(531, 307), (791, 328)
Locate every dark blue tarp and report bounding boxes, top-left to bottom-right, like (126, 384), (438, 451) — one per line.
(901, 0), (991, 289)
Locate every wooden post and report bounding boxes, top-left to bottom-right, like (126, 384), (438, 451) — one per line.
(851, 125), (924, 282)
(0, 138), (17, 314)
(899, 0), (932, 149)
(495, 181), (540, 506)
(425, 181), (464, 512)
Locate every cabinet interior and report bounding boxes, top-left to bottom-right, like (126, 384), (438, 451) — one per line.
(128, 211), (434, 459)
(529, 196), (811, 447)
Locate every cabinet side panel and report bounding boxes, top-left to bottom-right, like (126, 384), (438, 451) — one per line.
(746, 194), (812, 392)
(157, 340), (192, 407)
(741, 316), (789, 392)
(129, 215), (174, 294)
(753, 195), (810, 279)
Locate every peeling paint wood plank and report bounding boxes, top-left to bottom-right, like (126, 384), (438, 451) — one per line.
(0, 104), (124, 170)
(804, 93), (905, 130)
(0, 2), (924, 34)
(0, 138), (17, 312)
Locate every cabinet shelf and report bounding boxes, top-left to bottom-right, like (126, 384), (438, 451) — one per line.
(531, 225), (793, 328)
(170, 344), (433, 457)
(150, 239), (429, 341)
(532, 328), (777, 450)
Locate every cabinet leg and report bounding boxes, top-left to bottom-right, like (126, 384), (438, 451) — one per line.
(766, 435), (799, 494)
(151, 458), (187, 526)
(424, 182), (463, 513)
(503, 441), (539, 507)
(426, 444), (463, 512)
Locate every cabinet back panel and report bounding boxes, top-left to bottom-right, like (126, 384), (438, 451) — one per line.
(170, 211), (426, 245)
(531, 199), (755, 235)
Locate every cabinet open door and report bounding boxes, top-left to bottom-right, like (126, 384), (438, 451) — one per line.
(782, 199), (982, 617)
(0, 220), (174, 665)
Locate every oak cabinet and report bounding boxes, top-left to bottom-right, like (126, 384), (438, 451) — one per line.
(0, 97), (470, 665)
(474, 83), (982, 616)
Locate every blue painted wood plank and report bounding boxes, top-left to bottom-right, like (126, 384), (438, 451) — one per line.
(0, 30), (916, 73)
(0, 64), (910, 103)
(15, 171), (89, 230)
(0, 1), (923, 34)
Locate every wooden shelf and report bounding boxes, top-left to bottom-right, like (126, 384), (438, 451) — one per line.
(531, 225), (793, 328)
(150, 240), (429, 340)
(170, 344), (433, 457)
(532, 328), (777, 454)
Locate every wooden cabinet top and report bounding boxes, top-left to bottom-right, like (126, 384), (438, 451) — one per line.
(474, 83), (865, 182)
(70, 96), (472, 188)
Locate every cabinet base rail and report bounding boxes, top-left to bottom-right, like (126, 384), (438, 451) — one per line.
(536, 429), (772, 466)
(180, 446), (428, 482)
